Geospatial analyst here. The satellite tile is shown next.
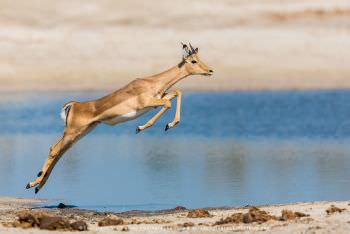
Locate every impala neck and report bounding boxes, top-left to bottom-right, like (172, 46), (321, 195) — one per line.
(150, 63), (190, 95)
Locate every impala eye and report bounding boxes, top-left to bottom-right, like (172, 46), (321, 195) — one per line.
(191, 60), (197, 64)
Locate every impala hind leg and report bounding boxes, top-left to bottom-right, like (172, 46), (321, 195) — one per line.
(26, 124), (95, 193)
(26, 132), (78, 193)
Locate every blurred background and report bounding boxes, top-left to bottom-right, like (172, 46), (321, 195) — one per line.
(0, 0), (349, 91)
(1, 0), (350, 211)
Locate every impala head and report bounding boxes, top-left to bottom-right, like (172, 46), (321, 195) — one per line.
(179, 43), (214, 77)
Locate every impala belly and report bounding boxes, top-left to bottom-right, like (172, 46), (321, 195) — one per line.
(102, 107), (152, 125)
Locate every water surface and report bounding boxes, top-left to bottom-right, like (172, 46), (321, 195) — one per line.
(1, 91), (350, 211)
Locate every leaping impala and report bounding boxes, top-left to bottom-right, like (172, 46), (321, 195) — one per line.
(26, 43), (214, 193)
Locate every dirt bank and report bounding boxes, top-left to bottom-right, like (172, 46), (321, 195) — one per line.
(1, 197), (350, 233)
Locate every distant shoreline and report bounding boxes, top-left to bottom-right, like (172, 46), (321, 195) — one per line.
(0, 0), (349, 92)
(2, 87), (350, 93)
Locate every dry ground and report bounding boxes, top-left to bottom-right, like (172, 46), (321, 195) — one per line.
(0, 0), (350, 91)
(1, 197), (350, 233)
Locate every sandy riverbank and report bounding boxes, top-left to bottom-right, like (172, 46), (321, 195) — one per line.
(1, 197), (350, 233)
(0, 0), (350, 92)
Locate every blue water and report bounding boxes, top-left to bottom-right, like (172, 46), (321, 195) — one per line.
(1, 90), (350, 211)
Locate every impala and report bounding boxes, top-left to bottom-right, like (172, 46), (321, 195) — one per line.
(26, 43), (214, 193)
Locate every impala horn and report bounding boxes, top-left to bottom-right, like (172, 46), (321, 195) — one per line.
(189, 43), (196, 54)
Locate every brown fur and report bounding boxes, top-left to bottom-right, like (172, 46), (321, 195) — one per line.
(26, 46), (213, 193)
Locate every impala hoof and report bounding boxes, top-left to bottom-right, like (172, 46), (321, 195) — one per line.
(35, 187), (39, 194)
(165, 124), (170, 131)
(26, 183), (31, 189)
(136, 127), (141, 134)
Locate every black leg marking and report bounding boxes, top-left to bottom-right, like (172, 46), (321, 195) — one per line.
(44, 172), (48, 178)
(37, 171), (43, 177)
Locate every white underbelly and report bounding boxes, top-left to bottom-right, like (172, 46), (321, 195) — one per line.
(102, 107), (152, 125)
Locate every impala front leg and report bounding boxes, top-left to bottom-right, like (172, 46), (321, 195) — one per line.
(136, 90), (182, 133)
(136, 98), (172, 133)
(165, 90), (182, 131)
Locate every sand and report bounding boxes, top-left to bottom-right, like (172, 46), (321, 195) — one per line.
(0, 0), (350, 92)
(1, 197), (350, 233)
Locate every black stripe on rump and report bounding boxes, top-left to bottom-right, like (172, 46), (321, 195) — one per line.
(65, 105), (72, 126)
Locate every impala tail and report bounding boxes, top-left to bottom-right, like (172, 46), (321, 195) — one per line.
(60, 101), (75, 126)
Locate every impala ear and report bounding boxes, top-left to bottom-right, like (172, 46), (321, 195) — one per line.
(181, 42), (190, 58)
